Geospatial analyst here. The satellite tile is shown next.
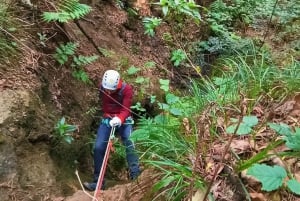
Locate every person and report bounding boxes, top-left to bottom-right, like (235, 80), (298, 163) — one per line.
(83, 70), (141, 191)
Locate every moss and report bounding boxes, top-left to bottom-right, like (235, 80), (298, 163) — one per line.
(0, 134), (5, 144)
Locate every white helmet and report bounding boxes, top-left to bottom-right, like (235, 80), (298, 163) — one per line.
(102, 70), (120, 90)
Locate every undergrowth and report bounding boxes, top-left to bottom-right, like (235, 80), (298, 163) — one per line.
(0, 1), (20, 66)
(131, 41), (299, 200)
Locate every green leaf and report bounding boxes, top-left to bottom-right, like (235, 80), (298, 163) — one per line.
(247, 164), (287, 191)
(158, 103), (169, 110)
(170, 108), (182, 116)
(150, 95), (156, 104)
(243, 116), (258, 127)
(269, 124), (300, 150)
(287, 179), (300, 195)
(60, 117), (66, 125)
(162, 6), (169, 16)
(153, 175), (179, 192)
(130, 128), (150, 141)
(285, 127), (300, 151)
(226, 116), (258, 135)
(63, 135), (74, 144)
(236, 123), (253, 135)
(268, 123), (292, 135)
(159, 79), (170, 92)
(226, 125), (236, 134)
(154, 114), (168, 124)
(226, 123), (252, 135)
(135, 77), (145, 84)
(127, 66), (140, 75)
(166, 93), (180, 104)
(144, 61), (156, 68)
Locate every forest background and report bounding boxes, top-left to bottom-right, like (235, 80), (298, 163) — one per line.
(0, 0), (299, 200)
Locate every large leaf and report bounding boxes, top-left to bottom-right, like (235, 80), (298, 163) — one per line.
(285, 127), (300, 151)
(247, 164), (287, 191)
(243, 116), (258, 127)
(269, 124), (300, 150)
(268, 123), (292, 135)
(227, 123), (252, 135)
(287, 179), (300, 195)
(226, 115), (258, 135)
(170, 108), (182, 116)
(159, 79), (170, 92)
(127, 66), (140, 75)
(166, 93), (180, 104)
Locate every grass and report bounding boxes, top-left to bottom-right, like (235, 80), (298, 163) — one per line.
(0, 1), (20, 67)
(130, 40), (300, 200)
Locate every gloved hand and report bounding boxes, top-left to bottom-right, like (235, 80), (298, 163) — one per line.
(109, 117), (121, 127)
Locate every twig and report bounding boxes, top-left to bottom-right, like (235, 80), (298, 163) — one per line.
(259, 0), (279, 50)
(0, 27), (35, 53)
(203, 92), (247, 201)
(188, 102), (215, 201)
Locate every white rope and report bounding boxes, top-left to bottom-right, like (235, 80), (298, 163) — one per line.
(75, 170), (99, 201)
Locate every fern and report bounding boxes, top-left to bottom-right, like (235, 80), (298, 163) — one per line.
(71, 55), (99, 67)
(54, 42), (78, 65)
(72, 69), (90, 83)
(42, 0), (91, 23)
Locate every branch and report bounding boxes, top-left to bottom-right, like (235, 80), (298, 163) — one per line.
(203, 92), (247, 201)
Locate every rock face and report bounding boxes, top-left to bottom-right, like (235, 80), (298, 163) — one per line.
(0, 89), (59, 201)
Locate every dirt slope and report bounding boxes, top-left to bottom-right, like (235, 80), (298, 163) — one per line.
(0, 0), (172, 200)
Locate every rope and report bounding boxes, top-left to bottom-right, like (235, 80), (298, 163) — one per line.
(92, 126), (116, 201)
(98, 87), (147, 119)
(75, 170), (99, 201)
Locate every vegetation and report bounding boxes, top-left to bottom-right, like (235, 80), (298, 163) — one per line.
(53, 42), (98, 83)
(42, 0), (91, 23)
(128, 1), (300, 199)
(0, 0), (299, 200)
(54, 117), (77, 145)
(0, 1), (20, 65)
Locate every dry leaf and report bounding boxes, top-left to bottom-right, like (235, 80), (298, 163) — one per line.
(274, 101), (295, 115)
(250, 192), (267, 201)
(293, 94), (300, 109)
(290, 109), (300, 118)
(253, 106), (264, 117)
(191, 189), (206, 201)
(271, 156), (285, 167)
(52, 197), (65, 201)
(268, 191), (281, 201)
(134, 0), (151, 16)
(182, 117), (192, 135)
(230, 139), (251, 154)
(241, 169), (260, 186)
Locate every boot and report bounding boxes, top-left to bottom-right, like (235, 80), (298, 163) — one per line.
(83, 180), (105, 191)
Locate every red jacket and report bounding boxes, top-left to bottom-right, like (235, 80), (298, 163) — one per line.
(100, 81), (133, 123)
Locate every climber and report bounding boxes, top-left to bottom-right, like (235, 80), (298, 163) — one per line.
(83, 70), (141, 191)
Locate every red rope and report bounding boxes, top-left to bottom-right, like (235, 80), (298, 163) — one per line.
(92, 127), (115, 201)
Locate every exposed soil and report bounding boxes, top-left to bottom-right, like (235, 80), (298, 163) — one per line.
(0, 0), (182, 200)
(0, 0), (299, 201)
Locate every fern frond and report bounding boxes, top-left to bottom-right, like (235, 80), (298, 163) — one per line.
(54, 42), (78, 65)
(72, 55), (99, 67)
(42, 0), (91, 23)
